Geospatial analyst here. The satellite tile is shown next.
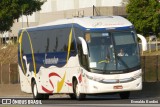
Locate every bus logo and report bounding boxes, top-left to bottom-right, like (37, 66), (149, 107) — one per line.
(43, 54), (59, 64)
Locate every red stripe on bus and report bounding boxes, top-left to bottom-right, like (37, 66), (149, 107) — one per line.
(42, 86), (53, 93)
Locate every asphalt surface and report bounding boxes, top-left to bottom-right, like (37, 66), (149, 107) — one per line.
(0, 82), (160, 106)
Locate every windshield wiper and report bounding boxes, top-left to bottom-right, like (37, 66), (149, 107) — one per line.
(116, 56), (129, 69)
(90, 68), (105, 73)
(90, 68), (104, 71)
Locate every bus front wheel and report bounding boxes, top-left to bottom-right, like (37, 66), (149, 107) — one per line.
(69, 94), (76, 99)
(32, 80), (49, 100)
(119, 91), (130, 99)
(73, 80), (86, 100)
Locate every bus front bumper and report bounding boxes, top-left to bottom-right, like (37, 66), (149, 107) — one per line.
(83, 77), (142, 94)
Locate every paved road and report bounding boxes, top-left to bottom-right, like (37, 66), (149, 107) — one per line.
(0, 96), (160, 107)
(0, 82), (160, 106)
(0, 90), (160, 107)
(42, 91), (160, 105)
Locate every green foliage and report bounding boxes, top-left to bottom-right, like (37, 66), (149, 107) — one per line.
(0, 0), (44, 32)
(126, 0), (160, 36)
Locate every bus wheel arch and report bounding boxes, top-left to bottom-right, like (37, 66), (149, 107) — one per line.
(72, 76), (77, 93)
(31, 78), (41, 99)
(31, 78), (35, 86)
(68, 77), (77, 99)
(31, 77), (36, 95)
(72, 77), (86, 100)
(31, 78), (49, 100)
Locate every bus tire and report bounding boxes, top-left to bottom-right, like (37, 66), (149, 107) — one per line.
(119, 91), (130, 99)
(74, 80), (86, 100)
(69, 94), (76, 99)
(32, 80), (41, 100)
(43, 94), (49, 100)
(32, 80), (49, 100)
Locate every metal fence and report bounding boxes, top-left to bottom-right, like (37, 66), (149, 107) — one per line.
(0, 55), (159, 84)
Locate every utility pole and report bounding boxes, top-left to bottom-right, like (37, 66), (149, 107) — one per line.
(93, 5), (95, 16)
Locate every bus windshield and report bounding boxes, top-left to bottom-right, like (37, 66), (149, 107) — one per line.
(86, 31), (140, 74)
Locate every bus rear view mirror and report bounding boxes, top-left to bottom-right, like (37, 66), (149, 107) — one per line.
(78, 37), (88, 55)
(137, 34), (147, 51)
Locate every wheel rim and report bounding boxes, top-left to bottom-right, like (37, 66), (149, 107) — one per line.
(33, 84), (37, 97)
(76, 83), (80, 98)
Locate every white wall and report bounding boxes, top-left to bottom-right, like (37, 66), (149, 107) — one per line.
(42, 0), (123, 11)
(57, 0), (75, 11)
(18, 0), (124, 23)
(1, 32), (10, 38)
(69, 0), (123, 9)
(101, 0), (122, 6)
(40, 0), (58, 13)
(40, 0), (53, 13)
(79, 0), (96, 8)
(19, 12), (39, 22)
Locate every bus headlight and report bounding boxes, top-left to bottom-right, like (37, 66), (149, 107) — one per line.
(86, 75), (103, 82)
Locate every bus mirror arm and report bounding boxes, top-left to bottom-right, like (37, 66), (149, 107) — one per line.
(78, 37), (88, 55)
(137, 34), (147, 51)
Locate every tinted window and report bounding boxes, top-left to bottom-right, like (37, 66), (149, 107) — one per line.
(28, 28), (76, 54)
(22, 32), (31, 54)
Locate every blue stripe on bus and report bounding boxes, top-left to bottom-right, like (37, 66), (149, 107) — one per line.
(26, 24), (86, 32)
(18, 52), (77, 73)
(25, 23), (132, 32)
(88, 26), (133, 32)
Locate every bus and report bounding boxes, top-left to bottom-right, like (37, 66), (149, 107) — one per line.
(18, 16), (142, 100)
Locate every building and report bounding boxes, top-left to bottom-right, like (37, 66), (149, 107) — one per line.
(1, 0), (128, 42)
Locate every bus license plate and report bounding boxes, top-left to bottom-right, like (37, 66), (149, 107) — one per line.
(113, 85), (123, 89)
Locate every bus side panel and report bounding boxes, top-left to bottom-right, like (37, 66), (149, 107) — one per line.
(18, 25), (86, 94)
(67, 56), (81, 93)
(18, 65), (32, 93)
(35, 55), (80, 94)
(29, 27), (79, 94)
(18, 31), (33, 93)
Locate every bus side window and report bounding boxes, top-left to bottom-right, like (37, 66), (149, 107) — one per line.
(22, 32), (31, 54)
(70, 40), (77, 55)
(56, 28), (69, 52)
(45, 29), (58, 53)
(60, 28), (77, 54)
(45, 38), (49, 53)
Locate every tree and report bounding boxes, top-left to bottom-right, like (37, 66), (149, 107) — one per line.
(0, 0), (44, 32)
(126, 0), (160, 36)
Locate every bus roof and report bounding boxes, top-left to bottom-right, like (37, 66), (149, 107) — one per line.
(21, 16), (133, 31)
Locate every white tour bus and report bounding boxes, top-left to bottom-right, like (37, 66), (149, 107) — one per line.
(18, 16), (142, 100)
